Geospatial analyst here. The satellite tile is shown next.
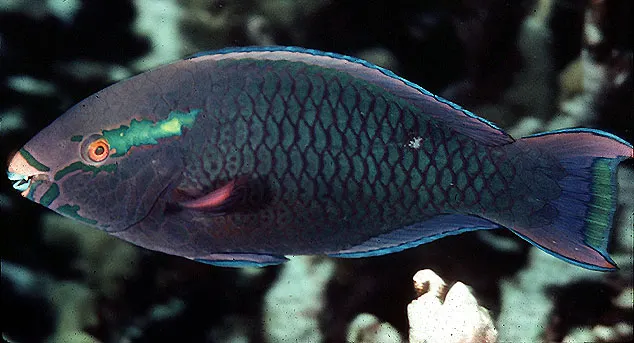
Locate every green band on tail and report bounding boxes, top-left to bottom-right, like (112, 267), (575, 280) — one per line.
(585, 158), (618, 250)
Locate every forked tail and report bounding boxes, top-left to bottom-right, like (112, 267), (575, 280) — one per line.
(511, 129), (633, 271)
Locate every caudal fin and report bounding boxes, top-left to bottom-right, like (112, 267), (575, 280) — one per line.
(512, 129), (633, 271)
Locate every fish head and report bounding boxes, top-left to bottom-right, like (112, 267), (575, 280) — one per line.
(7, 78), (196, 232)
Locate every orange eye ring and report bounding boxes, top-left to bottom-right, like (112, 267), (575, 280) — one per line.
(82, 136), (110, 163)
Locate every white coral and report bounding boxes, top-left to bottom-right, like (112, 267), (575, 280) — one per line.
(408, 270), (497, 343)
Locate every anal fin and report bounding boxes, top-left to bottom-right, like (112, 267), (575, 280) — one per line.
(328, 214), (499, 258)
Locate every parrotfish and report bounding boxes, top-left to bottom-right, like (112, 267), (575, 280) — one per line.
(7, 46), (633, 269)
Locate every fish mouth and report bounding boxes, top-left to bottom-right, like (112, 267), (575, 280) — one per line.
(7, 171), (50, 197)
(7, 150), (50, 197)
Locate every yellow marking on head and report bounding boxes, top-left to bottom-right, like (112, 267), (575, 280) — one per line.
(159, 118), (183, 135)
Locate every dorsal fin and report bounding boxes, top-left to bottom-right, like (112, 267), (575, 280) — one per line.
(189, 46), (514, 146)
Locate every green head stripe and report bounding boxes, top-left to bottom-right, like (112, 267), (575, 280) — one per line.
(40, 183), (60, 207)
(102, 109), (200, 157)
(70, 135), (84, 142)
(54, 161), (117, 181)
(19, 148), (50, 172)
(56, 204), (98, 225)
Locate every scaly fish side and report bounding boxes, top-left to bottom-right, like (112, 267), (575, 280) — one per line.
(8, 47), (633, 269)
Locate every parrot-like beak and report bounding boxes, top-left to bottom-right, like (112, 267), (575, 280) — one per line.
(7, 150), (50, 197)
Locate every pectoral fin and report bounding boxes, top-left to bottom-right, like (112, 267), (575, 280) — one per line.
(174, 177), (248, 214)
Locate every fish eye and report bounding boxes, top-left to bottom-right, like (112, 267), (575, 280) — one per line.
(81, 135), (110, 163)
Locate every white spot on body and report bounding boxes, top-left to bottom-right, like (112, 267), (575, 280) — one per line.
(407, 136), (423, 149)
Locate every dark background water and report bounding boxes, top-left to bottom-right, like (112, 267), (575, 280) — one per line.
(1, 1), (632, 342)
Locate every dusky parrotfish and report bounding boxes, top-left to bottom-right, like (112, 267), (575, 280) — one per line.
(7, 46), (633, 269)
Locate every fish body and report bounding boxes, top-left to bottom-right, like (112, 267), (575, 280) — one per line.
(8, 47), (633, 269)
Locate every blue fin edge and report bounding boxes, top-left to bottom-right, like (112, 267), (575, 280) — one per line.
(509, 228), (617, 271)
(524, 128), (633, 148)
(328, 226), (493, 258)
(193, 253), (288, 268)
